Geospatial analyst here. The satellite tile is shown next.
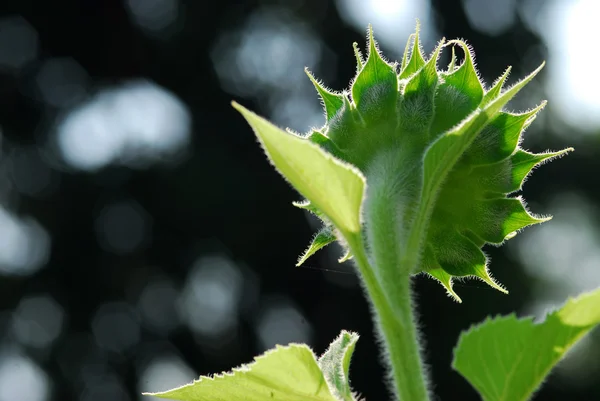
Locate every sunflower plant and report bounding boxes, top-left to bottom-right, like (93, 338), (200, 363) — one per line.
(145, 23), (600, 401)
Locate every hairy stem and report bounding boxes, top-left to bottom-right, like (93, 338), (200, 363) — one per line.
(346, 231), (429, 401)
(344, 155), (430, 400)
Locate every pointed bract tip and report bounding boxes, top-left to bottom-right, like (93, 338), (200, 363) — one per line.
(522, 100), (548, 118)
(495, 66), (512, 85)
(296, 247), (315, 267)
(231, 100), (253, 117)
(366, 24), (374, 46)
(367, 24), (378, 55)
(444, 39), (474, 63)
(427, 37), (445, 65)
(526, 62), (546, 80)
(448, 45), (457, 72)
(427, 268), (462, 302)
(482, 274), (509, 294)
(338, 250), (353, 263)
(414, 18), (421, 34)
(353, 42), (364, 69)
(305, 68), (345, 120)
(413, 19), (421, 47)
(401, 33), (417, 71)
(445, 282), (463, 303)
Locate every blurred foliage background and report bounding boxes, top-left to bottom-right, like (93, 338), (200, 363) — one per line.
(0, 0), (598, 400)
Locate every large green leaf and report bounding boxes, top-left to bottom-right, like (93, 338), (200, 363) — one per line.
(453, 287), (600, 401)
(145, 343), (339, 401)
(232, 102), (365, 235)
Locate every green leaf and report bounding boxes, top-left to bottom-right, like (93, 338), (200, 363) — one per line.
(506, 149), (572, 191)
(442, 41), (484, 103)
(464, 103), (547, 166)
(306, 69), (344, 121)
(297, 228), (337, 266)
(416, 63), (545, 266)
(429, 40), (484, 139)
(351, 25), (397, 120)
(307, 131), (347, 160)
(453, 287), (600, 401)
(396, 39), (442, 138)
(403, 38), (443, 96)
(399, 21), (425, 79)
(426, 230), (506, 294)
(338, 249), (353, 263)
(422, 244), (462, 302)
(318, 331), (360, 401)
(352, 42), (364, 71)
(144, 343), (339, 401)
(232, 102), (365, 235)
(400, 33), (416, 72)
(482, 66), (511, 107)
(292, 199), (325, 219)
(466, 197), (548, 244)
(447, 45), (457, 72)
(473, 148), (573, 196)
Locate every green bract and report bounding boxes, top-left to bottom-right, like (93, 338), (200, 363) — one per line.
(237, 23), (571, 302)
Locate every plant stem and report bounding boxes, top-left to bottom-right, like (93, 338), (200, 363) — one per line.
(346, 231), (430, 401)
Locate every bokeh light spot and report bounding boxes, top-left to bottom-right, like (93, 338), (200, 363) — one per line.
(137, 279), (180, 334)
(514, 193), (600, 296)
(211, 11), (321, 96)
(137, 355), (196, 401)
(35, 57), (89, 108)
(255, 297), (312, 352)
(8, 146), (58, 198)
(0, 16), (39, 72)
(12, 294), (65, 349)
(91, 302), (141, 354)
(0, 349), (50, 401)
(211, 9), (324, 131)
(80, 373), (130, 401)
(463, 0), (516, 36)
(0, 207), (51, 276)
(56, 80), (191, 171)
(334, 0), (436, 59)
(95, 199), (152, 255)
(524, 0), (600, 131)
(177, 255), (243, 339)
(126, 0), (180, 36)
